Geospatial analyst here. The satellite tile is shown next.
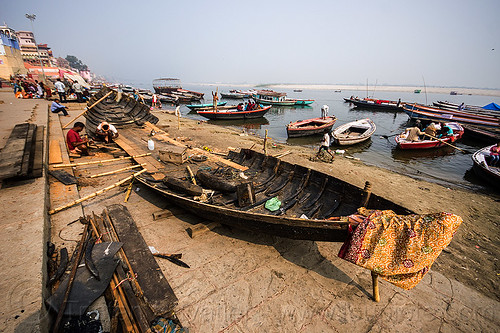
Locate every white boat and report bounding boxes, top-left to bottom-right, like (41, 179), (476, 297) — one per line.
(472, 145), (500, 188)
(331, 118), (376, 146)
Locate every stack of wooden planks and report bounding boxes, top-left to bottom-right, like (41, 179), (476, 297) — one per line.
(0, 123), (44, 181)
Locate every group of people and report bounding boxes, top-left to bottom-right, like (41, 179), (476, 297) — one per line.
(401, 121), (453, 142)
(236, 100), (261, 111)
(11, 76), (88, 102)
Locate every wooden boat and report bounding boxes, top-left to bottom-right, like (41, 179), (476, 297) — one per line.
(293, 89), (302, 92)
(84, 87), (159, 135)
(462, 124), (500, 143)
(432, 101), (500, 118)
(190, 105), (237, 112)
(414, 89), (421, 93)
(293, 99), (314, 106)
(253, 90), (296, 106)
(403, 103), (500, 129)
(152, 78), (204, 102)
(186, 101), (227, 110)
(135, 148), (413, 241)
(197, 106), (271, 120)
(351, 99), (402, 111)
(332, 118), (376, 146)
(286, 116), (337, 138)
(395, 122), (464, 149)
(221, 91), (246, 99)
(472, 145), (500, 188)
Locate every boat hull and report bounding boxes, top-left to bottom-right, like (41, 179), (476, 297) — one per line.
(351, 99), (402, 111)
(287, 116), (337, 138)
(472, 145), (500, 188)
(186, 102), (227, 110)
(197, 106), (271, 120)
(395, 123), (464, 149)
(332, 118), (377, 146)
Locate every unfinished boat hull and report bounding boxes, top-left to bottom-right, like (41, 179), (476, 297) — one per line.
(136, 149), (413, 241)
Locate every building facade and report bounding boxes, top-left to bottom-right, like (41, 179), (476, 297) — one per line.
(0, 26), (28, 80)
(17, 30), (53, 66)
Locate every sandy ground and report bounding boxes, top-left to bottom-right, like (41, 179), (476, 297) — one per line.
(154, 109), (500, 302)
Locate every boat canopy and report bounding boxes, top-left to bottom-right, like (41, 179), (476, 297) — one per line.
(482, 103), (500, 111)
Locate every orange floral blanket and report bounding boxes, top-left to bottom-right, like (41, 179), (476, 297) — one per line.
(338, 208), (462, 290)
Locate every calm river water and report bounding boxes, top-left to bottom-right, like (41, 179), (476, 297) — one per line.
(161, 84), (500, 193)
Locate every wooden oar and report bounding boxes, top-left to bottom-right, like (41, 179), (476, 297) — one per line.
(381, 133), (398, 139)
(423, 133), (473, 153)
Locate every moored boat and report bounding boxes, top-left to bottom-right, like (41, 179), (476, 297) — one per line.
(221, 91), (246, 99)
(135, 148), (413, 241)
(293, 99), (314, 106)
(402, 103), (500, 129)
(471, 145), (500, 188)
(253, 90), (296, 106)
(286, 116), (337, 138)
(197, 106), (271, 120)
(152, 78), (204, 102)
(186, 101), (227, 110)
(351, 98), (403, 111)
(395, 122), (464, 149)
(331, 118), (376, 146)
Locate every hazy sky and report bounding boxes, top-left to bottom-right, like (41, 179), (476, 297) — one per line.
(2, 0), (499, 88)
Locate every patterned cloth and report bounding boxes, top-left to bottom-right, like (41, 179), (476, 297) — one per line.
(338, 208), (462, 290)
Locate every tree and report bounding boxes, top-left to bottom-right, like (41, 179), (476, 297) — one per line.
(65, 55), (88, 71)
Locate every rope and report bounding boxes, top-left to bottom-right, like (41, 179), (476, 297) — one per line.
(114, 272), (137, 290)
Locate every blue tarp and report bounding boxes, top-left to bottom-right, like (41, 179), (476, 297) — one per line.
(482, 103), (500, 111)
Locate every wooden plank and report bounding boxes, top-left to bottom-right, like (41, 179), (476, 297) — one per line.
(30, 126), (44, 178)
(114, 135), (162, 174)
(49, 140), (64, 165)
(152, 207), (187, 220)
(107, 204), (178, 316)
(143, 122), (248, 171)
(20, 124), (36, 177)
(0, 123), (30, 179)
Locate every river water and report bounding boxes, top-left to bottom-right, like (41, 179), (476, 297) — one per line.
(160, 84), (500, 193)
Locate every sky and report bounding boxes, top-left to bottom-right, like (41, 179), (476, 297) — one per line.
(2, 0), (500, 89)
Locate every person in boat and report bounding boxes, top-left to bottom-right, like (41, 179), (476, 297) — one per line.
(415, 119), (424, 130)
(402, 126), (425, 142)
(237, 103), (244, 111)
(133, 90), (139, 101)
(95, 121), (119, 143)
(244, 102), (249, 111)
(317, 131), (334, 159)
(489, 142), (500, 167)
(321, 105), (329, 119)
(437, 123), (453, 138)
(66, 122), (92, 156)
(458, 102), (465, 111)
(397, 98), (401, 107)
(423, 122), (438, 140)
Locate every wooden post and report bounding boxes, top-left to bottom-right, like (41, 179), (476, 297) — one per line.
(360, 181), (372, 207)
(124, 180), (134, 202)
(89, 163), (145, 178)
(176, 106), (181, 130)
(371, 271), (380, 302)
(48, 169), (147, 214)
(264, 129), (268, 155)
(62, 91), (113, 129)
(52, 153), (151, 168)
(186, 165), (197, 185)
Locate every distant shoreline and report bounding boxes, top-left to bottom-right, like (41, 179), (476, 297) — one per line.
(193, 83), (500, 97)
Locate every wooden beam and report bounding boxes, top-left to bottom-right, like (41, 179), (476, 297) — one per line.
(52, 153), (151, 168)
(186, 222), (221, 239)
(62, 91), (113, 129)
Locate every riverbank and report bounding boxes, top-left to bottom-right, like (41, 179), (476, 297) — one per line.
(194, 82), (500, 97)
(155, 109), (500, 302)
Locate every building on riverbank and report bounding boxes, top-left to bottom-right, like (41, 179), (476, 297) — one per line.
(0, 26), (28, 80)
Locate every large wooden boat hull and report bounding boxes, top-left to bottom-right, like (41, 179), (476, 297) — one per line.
(136, 149), (413, 241)
(332, 118), (376, 146)
(395, 123), (464, 149)
(403, 103), (500, 129)
(84, 87), (159, 135)
(472, 145), (500, 188)
(197, 106), (271, 120)
(286, 116), (337, 138)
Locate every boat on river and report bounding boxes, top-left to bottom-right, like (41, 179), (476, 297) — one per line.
(186, 101), (227, 110)
(402, 103), (500, 129)
(395, 122), (464, 149)
(286, 116), (337, 138)
(197, 106), (271, 120)
(351, 98), (403, 111)
(253, 90), (296, 106)
(331, 118), (376, 146)
(472, 145), (500, 188)
(136, 148), (413, 241)
(152, 78), (204, 102)
(221, 91), (247, 99)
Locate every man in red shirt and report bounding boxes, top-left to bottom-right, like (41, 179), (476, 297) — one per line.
(66, 122), (91, 155)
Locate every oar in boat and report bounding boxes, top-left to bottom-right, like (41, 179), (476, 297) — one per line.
(423, 133), (473, 154)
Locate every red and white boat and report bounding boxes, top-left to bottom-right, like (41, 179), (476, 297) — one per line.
(286, 116), (337, 138)
(395, 122), (464, 149)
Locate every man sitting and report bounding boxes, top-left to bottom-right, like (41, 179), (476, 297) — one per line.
(66, 122), (91, 155)
(95, 121), (119, 143)
(50, 99), (69, 116)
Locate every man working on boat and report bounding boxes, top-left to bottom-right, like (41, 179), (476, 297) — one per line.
(95, 121), (119, 143)
(66, 122), (92, 156)
(317, 131), (335, 159)
(321, 105), (329, 119)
